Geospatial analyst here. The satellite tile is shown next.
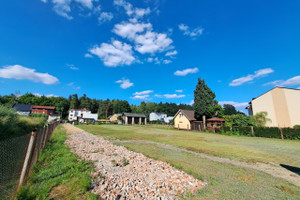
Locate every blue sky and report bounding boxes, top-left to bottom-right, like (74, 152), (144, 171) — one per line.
(1, 0), (300, 112)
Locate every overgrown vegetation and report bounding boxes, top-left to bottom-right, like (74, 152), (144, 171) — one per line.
(16, 125), (98, 200)
(0, 106), (45, 140)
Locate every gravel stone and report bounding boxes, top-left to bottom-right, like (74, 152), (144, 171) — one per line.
(64, 124), (205, 199)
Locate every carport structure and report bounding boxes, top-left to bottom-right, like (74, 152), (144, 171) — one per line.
(122, 113), (147, 125)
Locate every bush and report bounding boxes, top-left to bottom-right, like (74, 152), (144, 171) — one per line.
(30, 113), (48, 119)
(232, 126), (253, 136)
(293, 125), (300, 129)
(253, 127), (281, 139)
(282, 128), (300, 140)
(0, 106), (46, 140)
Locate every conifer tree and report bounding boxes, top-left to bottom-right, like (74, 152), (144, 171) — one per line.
(193, 78), (216, 120)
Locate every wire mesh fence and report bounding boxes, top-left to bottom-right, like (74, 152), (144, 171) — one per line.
(0, 121), (59, 199)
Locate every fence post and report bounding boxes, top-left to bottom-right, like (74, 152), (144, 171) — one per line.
(17, 130), (37, 189)
(251, 126), (254, 135)
(280, 128), (284, 139)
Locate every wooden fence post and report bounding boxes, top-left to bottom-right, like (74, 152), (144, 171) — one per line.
(251, 126), (254, 135)
(17, 130), (37, 189)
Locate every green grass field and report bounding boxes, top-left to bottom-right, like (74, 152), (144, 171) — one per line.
(17, 125), (98, 200)
(78, 124), (300, 199)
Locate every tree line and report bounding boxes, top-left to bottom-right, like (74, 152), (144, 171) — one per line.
(0, 93), (193, 119)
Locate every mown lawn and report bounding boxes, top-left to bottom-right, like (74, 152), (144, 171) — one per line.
(78, 124), (300, 200)
(78, 124), (300, 166)
(16, 125), (98, 200)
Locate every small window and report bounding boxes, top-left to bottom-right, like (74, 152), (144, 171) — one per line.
(179, 114), (183, 118)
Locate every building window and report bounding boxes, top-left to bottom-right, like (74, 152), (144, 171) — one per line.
(179, 114), (183, 118)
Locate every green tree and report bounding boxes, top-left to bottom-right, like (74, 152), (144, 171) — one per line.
(69, 94), (80, 109)
(193, 78), (216, 120)
(251, 112), (270, 127)
(223, 104), (237, 115)
(207, 101), (224, 118)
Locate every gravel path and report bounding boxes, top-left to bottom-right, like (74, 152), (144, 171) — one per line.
(115, 140), (300, 187)
(63, 124), (205, 199)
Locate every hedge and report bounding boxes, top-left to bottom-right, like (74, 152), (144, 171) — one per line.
(220, 126), (300, 140)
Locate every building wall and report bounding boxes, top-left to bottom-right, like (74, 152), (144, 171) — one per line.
(251, 87), (300, 127)
(284, 89), (300, 127)
(174, 111), (191, 130)
(252, 90), (278, 127)
(110, 114), (121, 122)
(149, 113), (167, 121)
(68, 110), (91, 121)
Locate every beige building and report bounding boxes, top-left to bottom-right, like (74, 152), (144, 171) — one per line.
(173, 109), (196, 130)
(247, 87), (300, 128)
(108, 114), (122, 122)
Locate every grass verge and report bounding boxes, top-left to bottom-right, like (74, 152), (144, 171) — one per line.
(16, 125), (98, 200)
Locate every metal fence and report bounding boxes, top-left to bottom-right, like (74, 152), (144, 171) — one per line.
(0, 121), (59, 200)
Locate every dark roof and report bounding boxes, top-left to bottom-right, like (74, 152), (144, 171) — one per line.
(12, 104), (32, 112)
(174, 109), (196, 121)
(123, 113), (147, 118)
(207, 117), (225, 122)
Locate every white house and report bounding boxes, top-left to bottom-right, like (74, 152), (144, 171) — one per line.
(82, 113), (98, 121)
(68, 109), (91, 121)
(149, 112), (167, 121)
(164, 116), (174, 124)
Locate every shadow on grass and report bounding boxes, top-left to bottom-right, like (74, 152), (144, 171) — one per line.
(280, 164), (300, 176)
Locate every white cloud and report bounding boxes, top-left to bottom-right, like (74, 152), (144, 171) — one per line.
(116, 78), (134, 89)
(131, 95), (149, 100)
(44, 0), (95, 19)
(174, 67), (199, 76)
(134, 7), (151, 18)
(189, 100), (194, 105)
(75, 86), (81, 90)
(89, 40), (135, 67)
(165, 50), (178, 57)
(113, 21), (173, 54)
(74, 0), (93, 9)
(98, 12), (113, 24)
(84, 53), (93, 58)
(0, 65), (59, 85)
(33, 93), (58, 97)
(230, 68), (274, 86)
(133, 90), (153, 95)
(113, 0), (150, 18)
(163, 60), (172, 64)
(264, 75), (300, 87)
(68, 82), (75, 86)
(219, 101), (249, 108)
(135, 31), (173, 54)
(175, 89), (183, 93)
(164, 94), (186, 99)
(179, 24), (204, 38)
(155, 94), (186, 99)
(113, 22), (152, 39)
(51, 0), (73, 19)
(67, 64), (79, 70)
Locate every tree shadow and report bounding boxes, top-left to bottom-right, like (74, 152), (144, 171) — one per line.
(280, 164), (300, 176)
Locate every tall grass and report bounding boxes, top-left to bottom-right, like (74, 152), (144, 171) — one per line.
(16, 125), (98, 200)
(0, 106), (45, 140)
